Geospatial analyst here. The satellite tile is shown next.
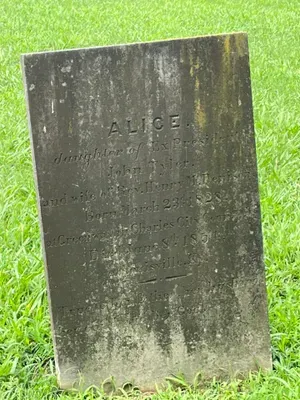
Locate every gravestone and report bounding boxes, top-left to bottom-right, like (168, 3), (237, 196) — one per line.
(22, 32), (272, 390)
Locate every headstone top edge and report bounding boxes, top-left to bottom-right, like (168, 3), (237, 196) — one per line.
(20, 31), (248, 60)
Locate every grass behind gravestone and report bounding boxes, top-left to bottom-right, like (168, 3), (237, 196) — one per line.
(0, 0), (299, 399)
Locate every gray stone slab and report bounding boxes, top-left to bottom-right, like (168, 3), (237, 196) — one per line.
(22, 33), (272, 390)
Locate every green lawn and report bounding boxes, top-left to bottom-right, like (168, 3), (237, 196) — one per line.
(0, 0), (299, 398)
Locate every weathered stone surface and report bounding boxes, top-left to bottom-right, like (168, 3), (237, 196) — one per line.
(22, 33), (272, 390)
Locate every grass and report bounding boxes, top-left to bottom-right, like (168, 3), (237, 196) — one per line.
(0, 0), (299, 398)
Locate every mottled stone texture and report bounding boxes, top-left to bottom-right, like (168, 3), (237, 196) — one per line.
(22, 33), (271, 390)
